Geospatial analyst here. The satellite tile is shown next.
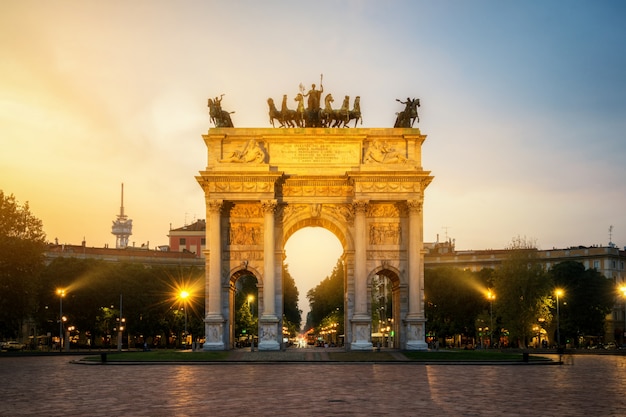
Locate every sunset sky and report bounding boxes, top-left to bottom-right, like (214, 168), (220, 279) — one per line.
(2, 1), (625, 313)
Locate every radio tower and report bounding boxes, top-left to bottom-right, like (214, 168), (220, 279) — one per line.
(111, 183), (133, 248)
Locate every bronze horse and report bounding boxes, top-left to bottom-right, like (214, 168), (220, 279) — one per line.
(394, 98), (420, 128)
(267, 98), (285, 127)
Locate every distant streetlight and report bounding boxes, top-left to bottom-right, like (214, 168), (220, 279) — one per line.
(247, 294), (254, 313)
(486, 290), (496, 348)
(56, 289), (66, 350)
(180, 290), (190, 347)
(555, 289), (564, 349)
(247, 294), (255, 352)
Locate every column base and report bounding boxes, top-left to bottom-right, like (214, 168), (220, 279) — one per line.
(351, 341), (374, 351)
(405, 340), (428, 351)
(203, 342), (225, 351)
(257, 340), (281, 351)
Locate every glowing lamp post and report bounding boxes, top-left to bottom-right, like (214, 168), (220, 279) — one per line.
(56, 289), (66, 350)
(555, 289), (564, 349)
(247, 295), (254, 351)
(180, 290), (190, 347)
(619, 285), (626, 345)
(486, 290), (496, 348)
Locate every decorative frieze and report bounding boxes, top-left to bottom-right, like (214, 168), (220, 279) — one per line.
(369, 223), (402, 245)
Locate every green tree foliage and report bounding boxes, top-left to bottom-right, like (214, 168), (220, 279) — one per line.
(307, 259), (344, 330)
(549, 261), (615, 347)
(39, 258), (204, 347)
(424, 267), (487, 345)
(234, 274), (258, 339)
(493, 237), (552, 348)
(0, 191), (46, 339)
(283, 264), (301, 334)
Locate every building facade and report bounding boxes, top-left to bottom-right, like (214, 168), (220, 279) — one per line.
(168, 219), (206, 257)
(424, 239), (626, 343)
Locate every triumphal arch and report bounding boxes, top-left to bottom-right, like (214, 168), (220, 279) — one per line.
(197, 94), (432, 351)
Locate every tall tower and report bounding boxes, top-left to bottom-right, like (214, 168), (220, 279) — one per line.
(111, 183), (133, 248)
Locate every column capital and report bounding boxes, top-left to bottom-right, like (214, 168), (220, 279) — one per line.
(261, 199), (278, 213)
(353, 200), (369, 214)
(406, 199), (423, 214)
(207, 199), (224, 213)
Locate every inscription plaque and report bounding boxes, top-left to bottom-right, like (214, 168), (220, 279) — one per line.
(269, 142), (360, 165)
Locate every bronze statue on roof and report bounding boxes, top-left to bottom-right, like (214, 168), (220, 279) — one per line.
(394, 97), (420, 127)
(208, 94), (234, 127)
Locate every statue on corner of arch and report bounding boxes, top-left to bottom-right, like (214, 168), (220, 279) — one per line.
(208, 93), (235, 127)
(394, 97), (420, 128)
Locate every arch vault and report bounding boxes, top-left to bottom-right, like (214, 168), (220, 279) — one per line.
(196, 128), (433, 351)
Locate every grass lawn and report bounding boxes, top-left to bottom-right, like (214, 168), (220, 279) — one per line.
(76, 348), (549, 363)
(401, 349), (542, 361)
(81, 350), (230, 362)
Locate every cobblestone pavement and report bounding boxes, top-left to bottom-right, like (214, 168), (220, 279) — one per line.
(1, 353), (625, 416)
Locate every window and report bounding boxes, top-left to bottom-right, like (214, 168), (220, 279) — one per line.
(201, 238), (206, 245)
(179, 238), (186, 245)
(593, 260), (600, 269)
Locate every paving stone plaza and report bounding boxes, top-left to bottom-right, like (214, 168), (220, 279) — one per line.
(1, 353), (625, 416)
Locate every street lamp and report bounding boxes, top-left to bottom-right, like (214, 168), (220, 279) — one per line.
(555, 289), (564, 349)
(486, 290), (496, 348)
(247, 294), (254, 313)
(619, 285), (626, 345)
(247, 294), (254, 351)
(180, 290), (190, 347)
(56, 289), (65, 350)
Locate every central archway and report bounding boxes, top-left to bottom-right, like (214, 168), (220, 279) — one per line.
(284, 226), (343, 331)
(197, 128), (433, 350)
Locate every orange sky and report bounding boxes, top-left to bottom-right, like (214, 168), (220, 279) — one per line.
(2, 2), (625, 312)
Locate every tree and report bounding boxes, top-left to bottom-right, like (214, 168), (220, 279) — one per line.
(307, 259), (344, 331)
(0, 191), (46, 339)
(493, 237), (552, 348)
(234, 274), (258, 340)
(283, 264), (301, 334)
(424, 267), (486, 346)
(549, 261), (614, 347)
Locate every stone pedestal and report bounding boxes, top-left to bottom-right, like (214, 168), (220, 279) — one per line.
(405, 319), (428, 350)
(202, 318), (225, 351)
(257, 316), (280, 351)
(351, 315), (373, 350)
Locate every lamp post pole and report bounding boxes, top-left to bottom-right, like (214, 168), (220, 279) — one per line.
(56, 289), (65, 351)
(117, 294), (124, 352)
(180, 290), (189, 348)
(555, 289), (563, 349)
(487, 290), (495, 349)
(620, 285), (626, 347)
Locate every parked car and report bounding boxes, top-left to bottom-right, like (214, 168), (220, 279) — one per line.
(1, 341), (26, 351)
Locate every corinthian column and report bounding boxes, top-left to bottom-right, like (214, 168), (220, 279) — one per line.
(351, 200), (372, 350)
(204, 199), (225, 350)
(261, 200), (277, 318)
(258, 199), (280, 351)
(353, 200), (369, 316)
(405, 198), (427, 350)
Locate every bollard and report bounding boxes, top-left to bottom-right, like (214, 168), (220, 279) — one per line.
(100, 353), (107, 363)
(522, 352), (529, 362)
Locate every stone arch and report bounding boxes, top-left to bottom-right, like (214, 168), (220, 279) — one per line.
(282, 213), (352, 252)
(227, 267), (261, 349)
(368, 266), (404, 349)
(197, 127), (433, 351)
